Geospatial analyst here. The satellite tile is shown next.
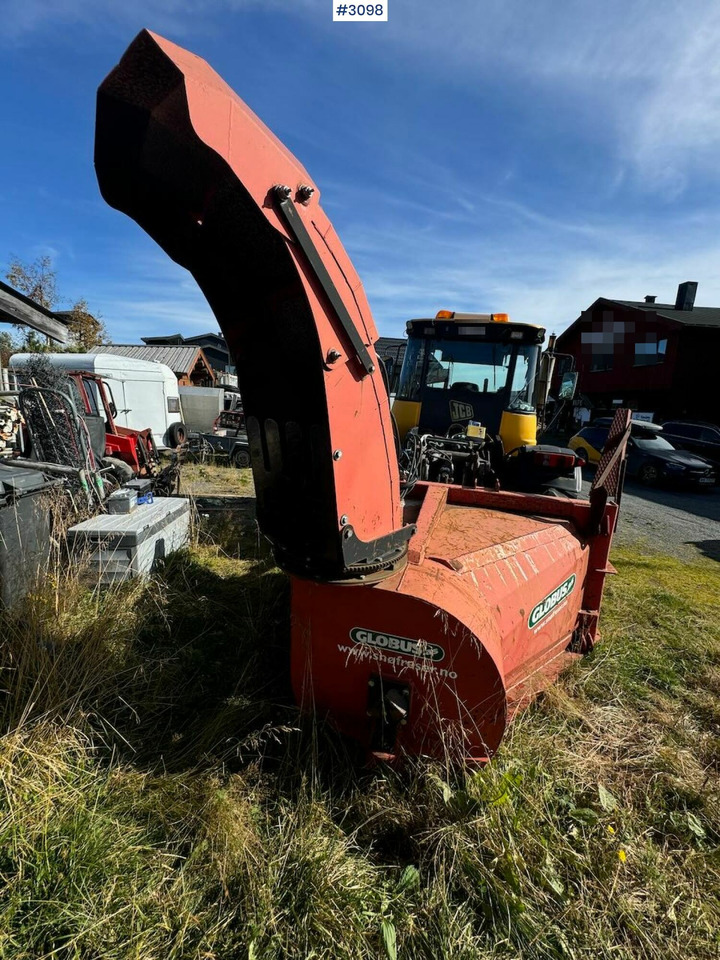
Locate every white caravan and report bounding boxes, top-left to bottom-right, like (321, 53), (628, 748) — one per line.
(10, 353), (185, 449)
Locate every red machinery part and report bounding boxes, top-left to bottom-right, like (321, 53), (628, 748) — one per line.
(95, 32), (630, 763)
(293, 482), (619, 762)
(95, 30), (406, 582)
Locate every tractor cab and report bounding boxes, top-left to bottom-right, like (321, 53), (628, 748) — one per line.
(393, 311), (545, 453)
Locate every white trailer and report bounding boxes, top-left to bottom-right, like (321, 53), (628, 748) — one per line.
(10, 353), (185, 449)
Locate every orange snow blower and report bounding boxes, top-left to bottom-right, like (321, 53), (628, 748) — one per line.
(95, 31), (630, 763)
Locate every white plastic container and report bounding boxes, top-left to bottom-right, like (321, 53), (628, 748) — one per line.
(67, 498), (190, 582)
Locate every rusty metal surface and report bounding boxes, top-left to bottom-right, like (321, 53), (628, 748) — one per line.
(592, 407), (632, 499)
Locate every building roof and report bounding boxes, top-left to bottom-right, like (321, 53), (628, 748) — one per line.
(142, 333), (185, 345)
(376, 336), (407, 366)
(10, 352), (178, 379)
(185, 332), (226, 346)
(141, 331), (227, 347)
(89, 344), (209, 376)
(611, 300), (720, 328)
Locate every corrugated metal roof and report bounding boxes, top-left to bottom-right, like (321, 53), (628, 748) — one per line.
(89, 344), (203, 374)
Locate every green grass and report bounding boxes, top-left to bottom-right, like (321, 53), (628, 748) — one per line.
(180, 461), (255, 498)
(0, 529), (718, 959)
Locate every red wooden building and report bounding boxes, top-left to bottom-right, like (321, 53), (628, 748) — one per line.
(556, 282), (720, 423)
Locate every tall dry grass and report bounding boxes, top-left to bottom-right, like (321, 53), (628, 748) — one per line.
(0, 509), (717, 958)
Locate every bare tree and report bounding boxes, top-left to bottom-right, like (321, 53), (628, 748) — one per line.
(4, 256), (109, 354)
(7, 255), (59, 310)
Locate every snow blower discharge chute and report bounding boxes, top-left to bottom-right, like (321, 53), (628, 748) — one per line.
(94, 31), (631, 763)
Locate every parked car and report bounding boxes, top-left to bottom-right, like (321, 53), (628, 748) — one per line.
(660, 421), (720, 467)
(569, 422), (716, 486)
(625, 429), (715, 486)
(567, 426), (607, 464)
(568, 420), (656, 463)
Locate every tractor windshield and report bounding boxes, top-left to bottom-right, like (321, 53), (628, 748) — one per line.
(425, 340), (511, 393)
(396, 334), (541, 410)
(420, 339), (539, 408)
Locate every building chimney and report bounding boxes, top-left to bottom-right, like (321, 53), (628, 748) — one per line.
(644, 295), (656, 303)
(674, 281), (697, 311)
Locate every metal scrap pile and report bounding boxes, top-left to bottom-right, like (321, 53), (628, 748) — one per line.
(0, 400), (20, 454)
(13, 356), (106, 506)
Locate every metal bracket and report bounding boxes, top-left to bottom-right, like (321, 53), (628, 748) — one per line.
(273, 186), (376, 377)
(341, 522), (415, 573)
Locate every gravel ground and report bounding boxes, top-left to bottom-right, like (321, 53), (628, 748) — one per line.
(582, 472), (720, 562)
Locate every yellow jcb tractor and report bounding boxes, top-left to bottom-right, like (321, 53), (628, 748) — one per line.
(391, 310), (579, 494)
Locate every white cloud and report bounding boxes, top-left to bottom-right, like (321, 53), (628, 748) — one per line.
(9, 0), (720, 345)
(348, 1), (720, 196)
(81, 163), (720, 346)
(627, 8), (720, 195)
(344, 194), (720, 338)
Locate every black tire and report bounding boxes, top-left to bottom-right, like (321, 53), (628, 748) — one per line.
(575, 447), (590, 465)
(101, 456), (135, 484)
(639, 462), (660, 485)
(231, 447), (251, 469)
(167, 421), (187, 447)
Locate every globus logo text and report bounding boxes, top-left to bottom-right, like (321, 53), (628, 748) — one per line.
(528, 574), (576, 628)
(349, 628), (445, 662)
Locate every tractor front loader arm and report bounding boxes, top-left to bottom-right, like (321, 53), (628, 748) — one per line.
(95, 29), (410, 580)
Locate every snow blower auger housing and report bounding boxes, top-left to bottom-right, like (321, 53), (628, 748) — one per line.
(95, 30), (630, 763)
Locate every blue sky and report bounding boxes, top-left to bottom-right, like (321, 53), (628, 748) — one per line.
(3, 0), (720, 343)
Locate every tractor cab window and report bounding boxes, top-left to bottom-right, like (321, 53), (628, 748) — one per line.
(507, 345), (539, 413)
(82, 378), (101, 417)
(104, 383), (118, 419)
(424, 340), (513, 394)
(396, 338), (427, 401)
(396, 334), (541, 407)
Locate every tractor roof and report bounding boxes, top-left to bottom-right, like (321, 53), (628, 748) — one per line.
(406, 314), (545, 342)
(409, 312), (544, 331)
